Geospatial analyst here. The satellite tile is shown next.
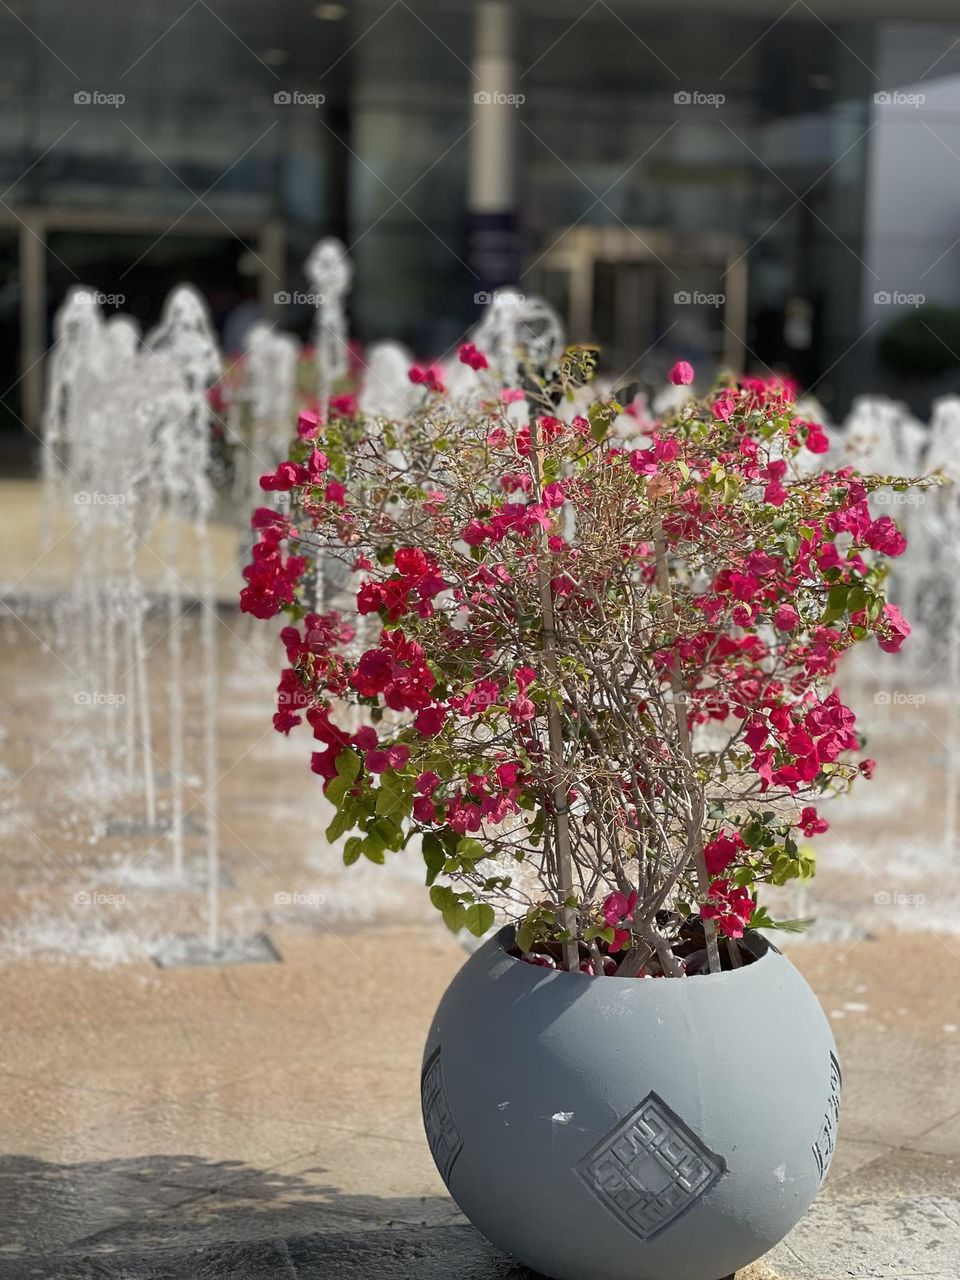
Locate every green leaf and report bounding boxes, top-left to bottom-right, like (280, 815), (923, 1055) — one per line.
(429, 884), (454, 912)
(325, 775), (350, 808)
(336, 749), (361, 782)
(422, 832), (445, 886)
(361, 831), (386, 863)
(515, 923), (535, 952)
(325, 808), (353, 843)
(456, 837), (485, 862)
(343, 836), (362, 865)
(465, 903), (495, 937)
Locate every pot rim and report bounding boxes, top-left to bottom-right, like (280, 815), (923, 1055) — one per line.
(492, 922), (777, 980)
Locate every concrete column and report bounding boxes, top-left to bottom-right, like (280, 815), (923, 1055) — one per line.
(19, 212), (46, 432)
(467, 0), (519, 291)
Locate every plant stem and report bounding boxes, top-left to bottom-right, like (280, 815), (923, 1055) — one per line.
(528, 408), (579, 973)
(652, 516), (722, 976)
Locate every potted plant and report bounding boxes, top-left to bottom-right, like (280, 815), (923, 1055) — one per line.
(242, 350), (924, 1280)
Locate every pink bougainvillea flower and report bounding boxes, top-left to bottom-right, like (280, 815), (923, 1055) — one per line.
(297, 409), (320, 439)
(865, 516), (907, 558)
(801, 421), (830, 454)
(877, 601), (911, 653)
(700, 879), (754, 938)
(458, 342), (489, 371)
(328, 393), (357, 418)
(353, 725), (379, 751)
(703, 831), (745, 876)
(495, 761), (521, 787)
(668, 360), (694, 386)
(712, 395), (737, 423)
(774, 604), (800, 631)
(601, 890), (638, 927)
(414, 705), (448, 736)
(798, 806), (829, 837)
(408, 363), (445, 393)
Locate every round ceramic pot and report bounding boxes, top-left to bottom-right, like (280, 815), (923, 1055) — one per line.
(421, 926), (840, 1280)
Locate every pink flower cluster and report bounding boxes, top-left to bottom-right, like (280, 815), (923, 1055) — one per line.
(240, 509), (305, 620)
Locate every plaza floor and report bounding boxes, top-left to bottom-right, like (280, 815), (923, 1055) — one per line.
(0, 478), (958, 1278)
(0, 928), (957, 1279)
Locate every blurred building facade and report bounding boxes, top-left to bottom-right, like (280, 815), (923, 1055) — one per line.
(2, 0), (960, 453)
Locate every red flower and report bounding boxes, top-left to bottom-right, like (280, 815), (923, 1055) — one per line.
(865, 516), (907, 558)
(877, 602), (911, 654)
(668, 361), (694, 386)
(798, 806), (828, 837)
(458, 342), (489, 371)
(408, 363), (445, 393)
(703, 831), (745, 876)
(297, 409), (320, 439)
(414, 705), (448, 736)
(701, 879), (754, 938)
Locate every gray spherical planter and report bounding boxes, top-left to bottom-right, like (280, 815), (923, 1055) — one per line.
(421, 926), (840, 1280)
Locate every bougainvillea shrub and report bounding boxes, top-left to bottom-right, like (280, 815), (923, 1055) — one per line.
(241, 350), (926, 976)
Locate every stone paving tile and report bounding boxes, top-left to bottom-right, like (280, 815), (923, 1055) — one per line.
(766, 1196), (960, 1278)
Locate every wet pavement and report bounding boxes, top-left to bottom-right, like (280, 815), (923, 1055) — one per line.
(1, 478), (959, 1278)
(0, 928), (957, 1279)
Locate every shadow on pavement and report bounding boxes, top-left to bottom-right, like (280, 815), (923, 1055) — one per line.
(0, 1152), (544, 1279)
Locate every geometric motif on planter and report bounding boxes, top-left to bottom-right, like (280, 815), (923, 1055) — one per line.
(812, 1051), (842, 1184)
(576, 1091), (725, 1241)
(421, 1047), (463, 1184)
